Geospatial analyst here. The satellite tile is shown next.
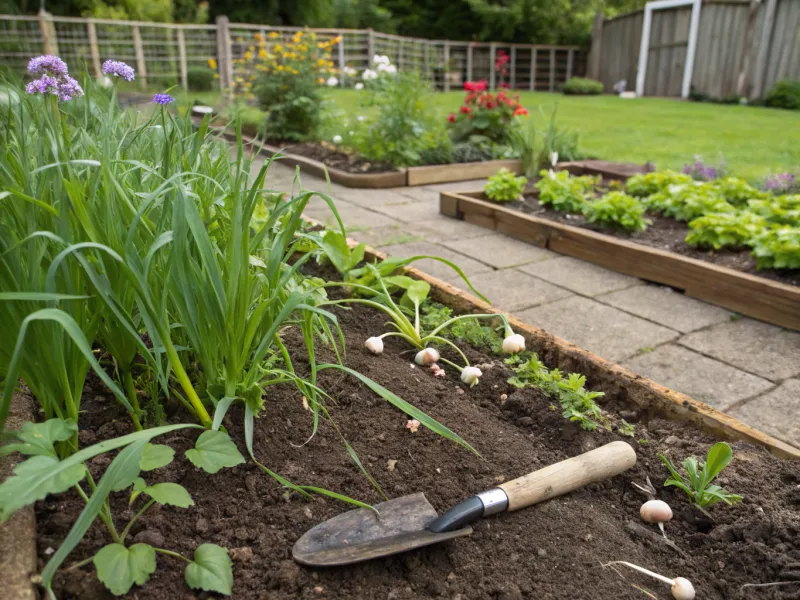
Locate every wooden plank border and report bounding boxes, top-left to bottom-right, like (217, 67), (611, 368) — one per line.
(439, 189), (800, 332)
(356, 242), (800, 459)
(406, 159), (522, 186)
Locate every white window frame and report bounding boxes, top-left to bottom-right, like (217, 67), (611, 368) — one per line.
(635, 0), (703, 98)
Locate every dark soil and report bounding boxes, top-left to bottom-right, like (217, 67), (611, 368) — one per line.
(36, 302), (800, 599)
(512, 192), (800, 287)
(265, 140), (398, 175)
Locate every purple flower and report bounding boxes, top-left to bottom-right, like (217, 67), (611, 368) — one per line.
(102, 60), (135, 82)
(25, 75), (59, 96)
(27, 55), (68, 77)
(58, 76), (84, 102)
(152, 93), (175, 105)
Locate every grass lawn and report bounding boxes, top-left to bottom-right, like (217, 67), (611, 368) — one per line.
(180, 88), (800, 181)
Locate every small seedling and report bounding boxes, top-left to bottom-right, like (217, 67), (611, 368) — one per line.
(659, 442), (742, 508)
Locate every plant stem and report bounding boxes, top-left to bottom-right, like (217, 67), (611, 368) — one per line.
(153, 547), (192, 563)
(120, 498), (155, 542)
(122, 369), (144, 431)
(65, 555), (95, 571)
(602, 561), (673, 586)
(164, 341), (212, 427)
(74, 483), (121, 544)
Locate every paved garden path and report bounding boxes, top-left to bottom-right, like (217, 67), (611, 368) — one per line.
(257, 157), (800, 449)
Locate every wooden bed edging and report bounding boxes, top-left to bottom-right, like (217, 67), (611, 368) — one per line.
(405, 159), (522, 186)
(0, 392), (39, 600)
(354, 244), (800, 460)
(439, 190), (800, 332)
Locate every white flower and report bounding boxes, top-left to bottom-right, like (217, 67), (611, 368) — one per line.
(364, 336), (383, 354)
(373, 54), (390, 66)
(415, 348), (440, 365)
(343, 66), (357, 77)
(362, 69), (377, 81)
(460, 366), (482, 387)
(377, 63), (397, 75)
(349, 130), (354, 135)
(357, 115), (365, 121)
(354, 82), (364, 90)
(550, 152), (559, 167)
(327, 76), (339, 87)
(502, 333), (526, 354)
(332, 135), (342, 144)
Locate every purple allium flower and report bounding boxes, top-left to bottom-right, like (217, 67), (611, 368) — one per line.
(57, 76), (84, 102)
(152, 93), (175, 105)
(25, 75), (59, 96)
(102, 60), (135, 82)
(27, 55), (68, 77)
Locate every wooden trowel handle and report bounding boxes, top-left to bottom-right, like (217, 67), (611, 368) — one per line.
(498, 441), (637, 511)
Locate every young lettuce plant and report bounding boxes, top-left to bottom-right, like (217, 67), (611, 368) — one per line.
(659, 442), (742, 508)
(484, 168), (527, 202)
(0, 418), (241, 597)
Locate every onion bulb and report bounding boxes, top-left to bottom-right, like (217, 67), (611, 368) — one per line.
(640, 499), (673, 537)
(603, 562), (694, 600)
(460, 366), (482, 387)
(364, 337), (384, 355)
(415, 348), (440, 365)
(502, 333), (526, 354)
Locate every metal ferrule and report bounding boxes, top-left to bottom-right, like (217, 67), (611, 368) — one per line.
(477, 488), (508, 516)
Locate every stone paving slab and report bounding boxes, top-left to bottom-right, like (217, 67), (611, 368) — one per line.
(516, 296), (678, 362)
(351, 225), (431, 248)
(464, 269), (574, 312)
(598, 284), (732, 333)
(443, 234), (559, 269)
(622, 344), (774, 410)
(330, 188), (413, 208)
(520, 256), (642, 297)
(422, 179), (489, 192)
(303, 203), (401, 230)
(728, 379), (800, 447)
(379, 240), (493, 282)
(679, 319), (800, 381)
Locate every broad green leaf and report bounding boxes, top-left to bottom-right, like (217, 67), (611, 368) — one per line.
(702, 442), (733, 487)
(185, 430), (245, 474)
(144, 483), (194, 508)
(382, 275), (415, 290)
(683, 457), (701, 491)
(0, 419), (78, 458)
(185, 544), (233, 595)
(94, 543), (156, 595)
(139, 443), (175, 471)
(0, 456), (86, 521)
(406, 280), (430, 307)
(318, 364), (478, 456)
(41, 440), (149, 588)
(320, 230), (352, 274)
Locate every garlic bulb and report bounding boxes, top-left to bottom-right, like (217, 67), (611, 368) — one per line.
(364, 337), (383, 355)
(502, 333), (526, 354)
(460, 366), (482, 387)
(415, 348), (440, 365)
(671, 577), (695, 600)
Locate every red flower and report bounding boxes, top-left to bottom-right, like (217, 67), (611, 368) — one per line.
(486, 101), (494, 109)
(499, 82), (510, 89)
(460, 105), (471, 114)
(464, 80), (487, 92)
(513, 106), (528, 117)
(448, 113), (455, 123)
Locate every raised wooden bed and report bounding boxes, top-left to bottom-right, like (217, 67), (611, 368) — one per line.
(2, 238), (797, 599)
(439, 189), (800, 332)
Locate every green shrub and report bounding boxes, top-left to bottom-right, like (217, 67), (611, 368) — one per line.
(256, 72), (322, 141)
(765, 79), (800, 110)
(583, 191), (649, 231)
(418, 137), (454, 165)
(536, 169), (597, 213)
(485, 168), (527, 202)
(685, 212), (767, 250)
(751, 226), (800, 269)
(562, 77), (604, 95)
(747, 195), (800, 226)
(715, 177), (769, 206)
(452, 141), (495, 163)
(186, 66), (215, 92)
(626, 170), (693, 198)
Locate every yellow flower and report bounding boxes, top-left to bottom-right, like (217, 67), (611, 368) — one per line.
(317, 58), (326, 67)
(244, 51), (252, 61)
(276, 65), (284, 71)
(258, 49), (267, 59)
(318, 78), (324, 84)
(245, 82), (252, 88)
(269, 31), (278, 39)
(208, 58), (217, 70)
(255, 33), (264, 41)
(274, 44), (282, 52)
(213, 73), (219, 79)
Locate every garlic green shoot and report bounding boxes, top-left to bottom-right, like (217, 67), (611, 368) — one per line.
(659, 442), (742, 508)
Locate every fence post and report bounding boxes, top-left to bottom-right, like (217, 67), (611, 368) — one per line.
(736, 0), (761, 97)
(549, 48), (555, 91)
(443, 41), (450, 92)
(177, 28), (188, 91)
(587, 11), (604, 81)
(424, 42), (430, 79)
(510, 46), (516, 89)
(216, 16), (234, 100)
(87, 20), (101, 78)
(37, 10), (58, 56)
(530, 48), (537, 90)
(566, 49), (574, 81)
(337, 31), (345, 86)
(489, 42), (496, 89)
(132, 25), (148, 89)
(367, 29), (374, 63)
(398, 39), (404, 69)
(466, 43), (473, 82)
(751, 0), (778, 99)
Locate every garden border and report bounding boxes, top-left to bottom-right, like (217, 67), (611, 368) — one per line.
(356, 243), (800, 459)
(438, 189), (800, 332)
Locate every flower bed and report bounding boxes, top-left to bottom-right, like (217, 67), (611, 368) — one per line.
(440, 169), (800, 331)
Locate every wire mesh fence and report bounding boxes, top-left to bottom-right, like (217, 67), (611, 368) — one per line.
(0, 12), (584, 93)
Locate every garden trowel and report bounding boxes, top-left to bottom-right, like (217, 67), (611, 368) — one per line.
(293, 441), (637, 566)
